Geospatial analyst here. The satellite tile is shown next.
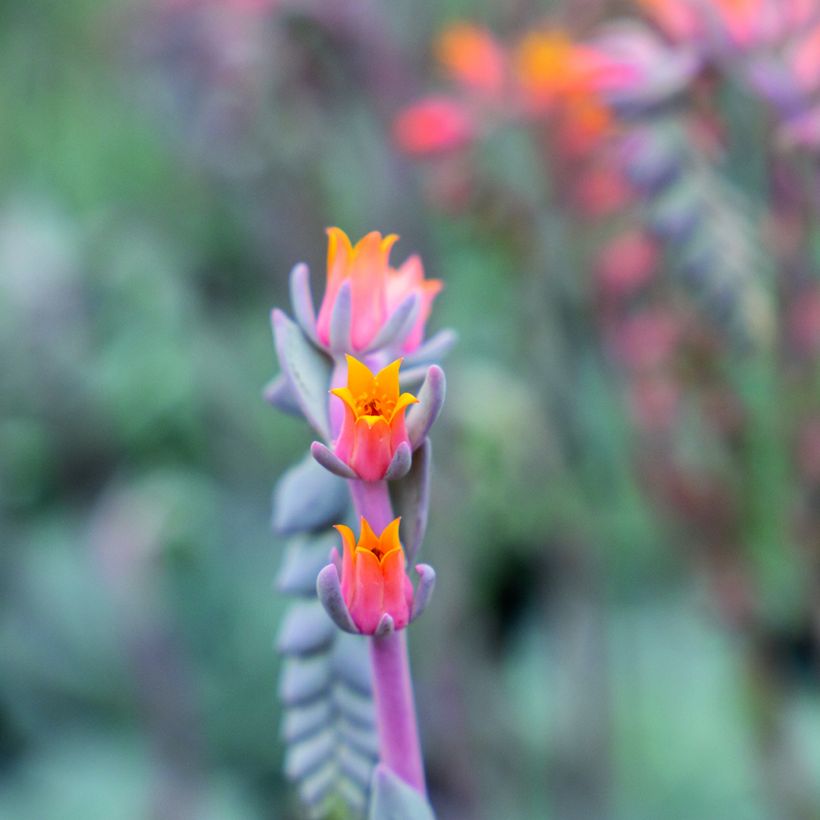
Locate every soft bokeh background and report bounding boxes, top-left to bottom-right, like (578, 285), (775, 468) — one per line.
(2, 1), (820, 818)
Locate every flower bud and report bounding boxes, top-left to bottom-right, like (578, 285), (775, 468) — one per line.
(336, 518), (413, 634)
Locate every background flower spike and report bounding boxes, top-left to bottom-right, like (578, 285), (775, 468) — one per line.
(373, 613), (395, 637)
(311, 441), (358, 479)
(329, 279), (353, 353)
(316, 563), (360, 634)
(289, 262), (319, 345)
(410, 564), (436, 622)
(407, 365), (446, 449)
(363, 293), (420, 354)
(384, 441), (412, 481)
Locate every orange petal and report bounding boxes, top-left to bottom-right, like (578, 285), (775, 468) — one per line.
(330, 386), (357, 413)
(378, 518), (403, 557)
(334, 523), (358, 603)
(375, 358), (403, 400)
(344, 355), (376, 401)
(358, 517), (382, 553)
(380, 233), (400, 255)
(326, 227), (353, 282)
(390, 392), (419, 423)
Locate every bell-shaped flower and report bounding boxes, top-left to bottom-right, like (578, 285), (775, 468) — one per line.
(337, 518), (413, 634)
(315, 228), (442, 354)
(316, 517), (436, 636)
(330, 355), (418, 482)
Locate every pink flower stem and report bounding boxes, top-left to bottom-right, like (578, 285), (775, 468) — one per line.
(348, 478), (427, 795)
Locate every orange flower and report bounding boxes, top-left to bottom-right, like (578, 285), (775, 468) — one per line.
(331, 356), (418, 481)
(435, 23), (506, 96)
(315, 228), (442, 352)
(335, 517), (413, 634)
(515, 31), (596, 111)
(516, 31), (634, 114)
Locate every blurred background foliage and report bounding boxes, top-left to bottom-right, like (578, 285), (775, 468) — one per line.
(2, 0), (820, 818)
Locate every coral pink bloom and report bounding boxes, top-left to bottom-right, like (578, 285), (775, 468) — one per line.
(435, 23), (507, 97)
(393, 97), (476, 156)
(335, 517), (414, 634)
(331, 356), (418, 482)
(316, 228), (443, 352)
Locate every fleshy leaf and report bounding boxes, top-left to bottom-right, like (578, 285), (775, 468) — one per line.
(282, 700), (333, 744)
(363, 293), (420, 353)
(263, 372), (303, 417)
(329, 280), (353, 352)
(334, 684), (376, 729)
(410, 564), (436, 622)
(317, 564), (359, 634)
(389, 439), (431, 566)
(368, 764), (435, 820)
(276, 532), (339, 596)
(399, 364), (433, 389)
(272, 454), (348, 536)
(384, 441), (412, 481)
(311, 441), (357, 479)
(374, 612), (395, 637)
(407, 366), (446, 449)
(289, 262), (320, 345)
(272, 308), (332, 437)
(277, 600), (337, 655)
(403, 328), (457, 368)
(298, 761), (336, 811)
(285, 727), (335, 780)
(342, 747), (379, 789)
(339, 717), (380, 759)
(280, 655), (332, 706)
(332, 632), (373, 695)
